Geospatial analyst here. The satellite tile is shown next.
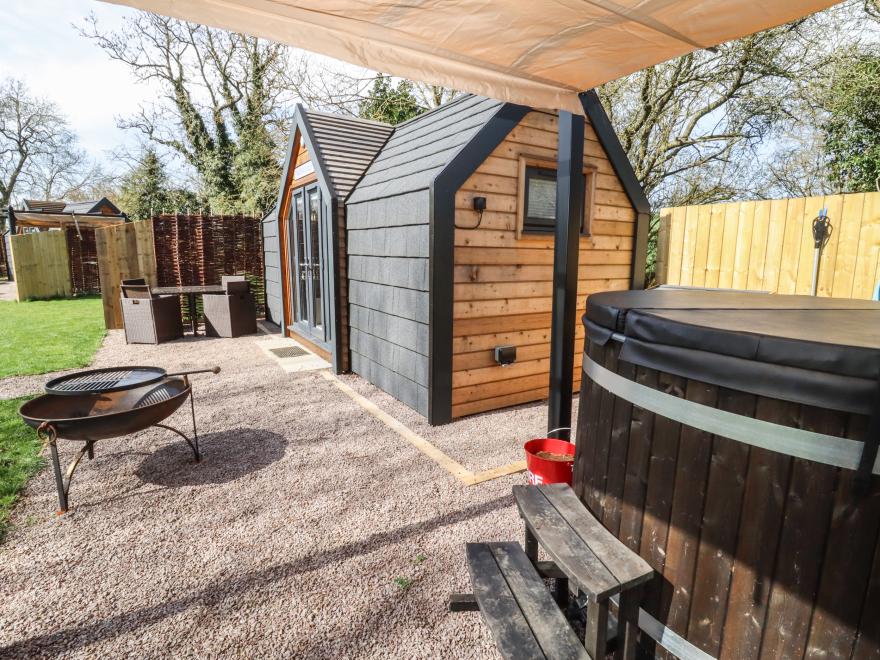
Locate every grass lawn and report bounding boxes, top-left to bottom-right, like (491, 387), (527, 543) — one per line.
(0, 297), (106, 378)
(0, 396), (42, 541)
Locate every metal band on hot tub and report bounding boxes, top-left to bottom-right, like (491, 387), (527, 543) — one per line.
(584, 335), (880, 475)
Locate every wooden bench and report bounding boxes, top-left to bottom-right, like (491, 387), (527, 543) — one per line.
(513, 484), (653, 660)
(455, 542), (590, 659)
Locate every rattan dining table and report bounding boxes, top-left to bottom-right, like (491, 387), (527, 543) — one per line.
(152, 285), (225, 335)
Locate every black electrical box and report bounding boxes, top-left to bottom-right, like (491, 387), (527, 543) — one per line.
(473, 196), (487, 212)
(494, 344), (516, 366)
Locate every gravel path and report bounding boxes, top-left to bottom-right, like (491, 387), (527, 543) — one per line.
(0, 369), (80, 400)
(0, 330), (556, 659)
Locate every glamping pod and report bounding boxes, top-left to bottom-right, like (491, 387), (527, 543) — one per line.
(265, 93), (649, 423)
(573, 288), (880, 658)
(265, 107), (393, 373)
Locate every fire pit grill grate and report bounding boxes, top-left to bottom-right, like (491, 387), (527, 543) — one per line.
(45, 367), (167, 396)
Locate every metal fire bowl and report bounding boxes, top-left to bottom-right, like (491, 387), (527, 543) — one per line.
(19, 377), (191, 441)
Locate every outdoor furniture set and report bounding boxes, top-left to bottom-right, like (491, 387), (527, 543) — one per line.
(120, 275), (257, 344)
(451, 483), (652, 660)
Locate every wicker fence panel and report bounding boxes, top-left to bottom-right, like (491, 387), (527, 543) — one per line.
(65, 227), (101, 294)
(152, 214), (265, 316)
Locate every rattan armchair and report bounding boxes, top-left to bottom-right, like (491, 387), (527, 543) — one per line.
(120, 282), (184, 344)
(203, 277), (257, 338)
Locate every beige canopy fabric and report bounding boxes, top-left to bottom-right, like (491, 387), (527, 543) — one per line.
(102, 0), (838, 113)
(12, 212), (125, 230)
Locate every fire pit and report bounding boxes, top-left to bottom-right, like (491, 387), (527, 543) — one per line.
(19, 366), (220, 512)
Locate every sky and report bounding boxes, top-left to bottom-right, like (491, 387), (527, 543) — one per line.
(0, 0), (161, 169)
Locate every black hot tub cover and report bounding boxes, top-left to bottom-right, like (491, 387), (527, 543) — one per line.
(584, 288), (880, 416)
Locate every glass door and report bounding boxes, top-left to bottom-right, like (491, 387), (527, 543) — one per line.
(288, 185), (326, 341)
(290, 191), (309, 335)
(306, 187), (324, 338)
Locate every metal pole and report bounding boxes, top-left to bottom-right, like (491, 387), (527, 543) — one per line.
(547, 111), (585, 440)
(5, 206), (14, 282)
(810, 247), (821, 297)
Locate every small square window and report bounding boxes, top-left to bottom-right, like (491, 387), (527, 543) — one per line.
(523, 167), (558, 233)
(522, 165), (591, 235)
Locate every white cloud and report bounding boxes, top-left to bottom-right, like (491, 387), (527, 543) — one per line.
(0, 0), (157, 171)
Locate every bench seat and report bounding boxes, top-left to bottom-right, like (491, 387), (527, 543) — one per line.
(466, 542), (590, 660)
(513, 484), (653, 598)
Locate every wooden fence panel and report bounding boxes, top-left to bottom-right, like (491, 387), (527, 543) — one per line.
(658, 192), (880, 299)
(96, 221), (157, 329)
(10, 231), (71, 300)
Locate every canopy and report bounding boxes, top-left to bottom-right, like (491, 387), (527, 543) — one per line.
(102, 0), (838, 113)
(11, 212), (125, 230)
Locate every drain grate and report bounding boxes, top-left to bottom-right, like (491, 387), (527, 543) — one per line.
(270, 346), (309, 359)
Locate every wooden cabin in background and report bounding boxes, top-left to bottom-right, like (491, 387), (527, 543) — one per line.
(264, 93), (648, 424)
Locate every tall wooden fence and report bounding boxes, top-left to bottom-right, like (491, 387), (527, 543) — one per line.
(9, 231), (72, 300)
(657, 192), (880, 299)
(96, 221), (157, 329)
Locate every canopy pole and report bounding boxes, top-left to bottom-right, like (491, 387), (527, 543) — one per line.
(5, 206), (14, 282)
(547, 111), (584, 440)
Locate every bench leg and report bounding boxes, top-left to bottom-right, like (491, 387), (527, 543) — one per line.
(524, 527), (539, 562)
(615, 588), (641, 660)
(554, 577), (570, 610)
(585, 596), (609, 659)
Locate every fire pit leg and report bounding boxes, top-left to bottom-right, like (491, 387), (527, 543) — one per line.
(47, 440), (68, 513)
(44, 439), (93, 514)
(153, 423), (201, 462)
(189, 389), (200, 461)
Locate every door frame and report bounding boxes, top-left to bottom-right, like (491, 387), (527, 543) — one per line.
(283, 181), (334, 351)
(275, 113), (346, 374)
(298, 184), (327, 342)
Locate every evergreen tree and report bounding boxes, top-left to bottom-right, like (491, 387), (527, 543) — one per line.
(118, 149), (169, 221)
(358, 75), (423, 125)
(823, 51), (880, 192)
(118, 149), (202, 219)
(233, 47), (282, 215)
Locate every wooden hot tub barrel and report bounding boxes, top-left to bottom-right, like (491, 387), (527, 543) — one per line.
(572, 289), (880, 659)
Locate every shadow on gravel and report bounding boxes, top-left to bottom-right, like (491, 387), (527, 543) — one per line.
(0, 494), (513, 658)
(135, 428), (286, 487)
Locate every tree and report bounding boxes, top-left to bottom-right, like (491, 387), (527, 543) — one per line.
(234, 45), (283, 214)
(598, 23), (822, 209)
(118, 149), (200, 220)
(358, 74), (423, 124)
(117, 149), (168, 221)
(287, 53), (457, 118)
(0, 78), (102, 209)
(81, 12), (285, 214)
(822, 50), (880, 192)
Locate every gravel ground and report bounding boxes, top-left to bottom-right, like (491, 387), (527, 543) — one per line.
(0, 330), (563, 659)
(340, 373), (579, 473)
(0, 368), (80, 400)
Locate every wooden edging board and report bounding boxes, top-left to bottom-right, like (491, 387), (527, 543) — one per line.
(320, 371), (526, 486)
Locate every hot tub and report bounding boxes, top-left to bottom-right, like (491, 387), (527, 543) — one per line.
(572, 288), (880, 659)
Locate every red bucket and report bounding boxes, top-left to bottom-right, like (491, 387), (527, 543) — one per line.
(524, 438), (576, 486)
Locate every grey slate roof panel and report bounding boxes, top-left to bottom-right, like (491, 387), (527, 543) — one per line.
(347, 95), (504, 205)
(300, 109), (393, 200)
